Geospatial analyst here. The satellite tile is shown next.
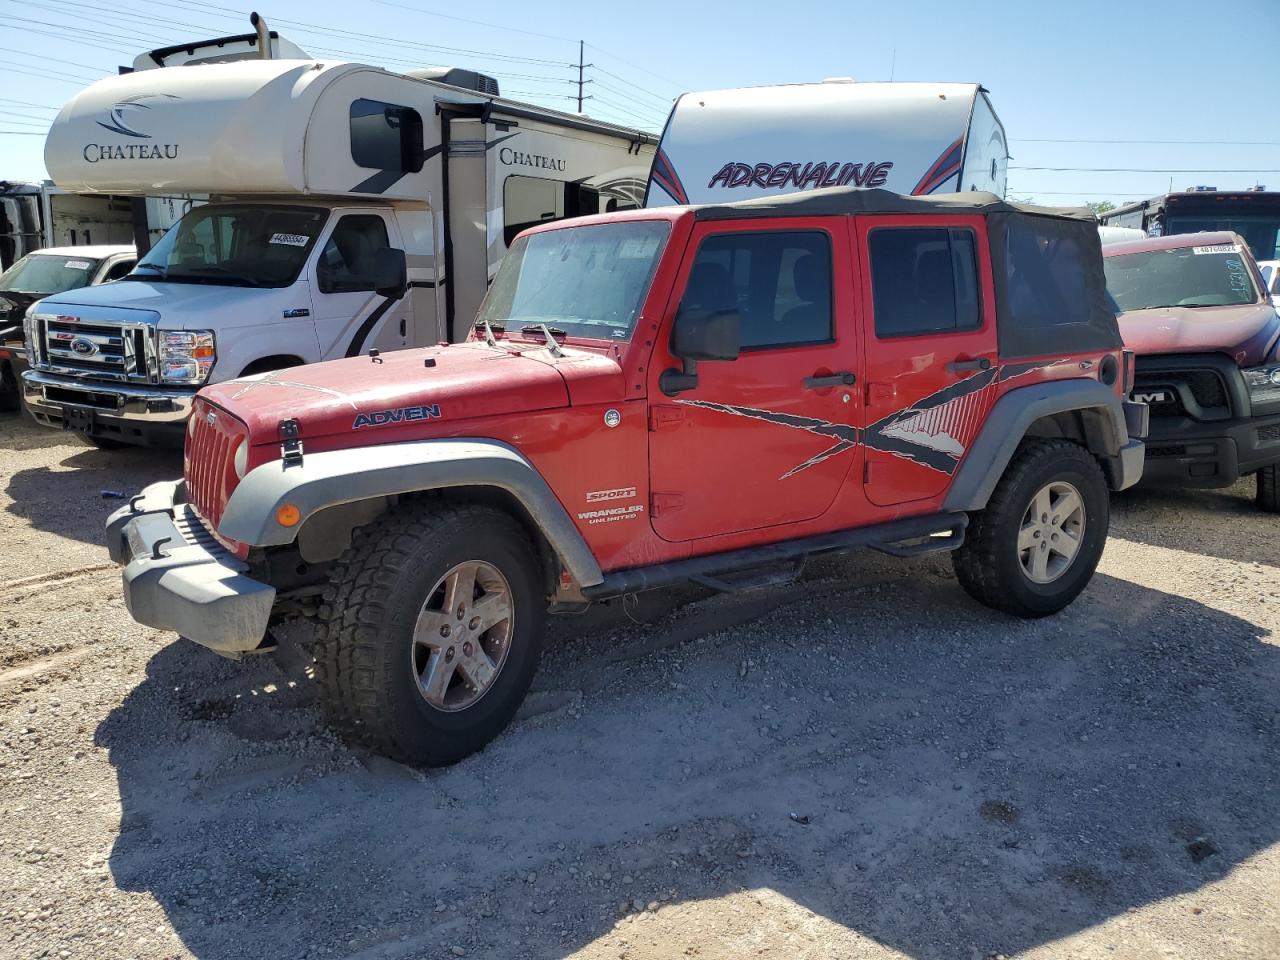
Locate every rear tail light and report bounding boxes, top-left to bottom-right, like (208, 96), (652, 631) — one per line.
(1122, 349), (1136, 394)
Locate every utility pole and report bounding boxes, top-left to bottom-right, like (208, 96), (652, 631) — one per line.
(576, 41), (593, 114)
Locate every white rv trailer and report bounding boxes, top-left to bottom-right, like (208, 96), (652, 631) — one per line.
(25, 34), (656, 447)
(646, 81), (1007, 207)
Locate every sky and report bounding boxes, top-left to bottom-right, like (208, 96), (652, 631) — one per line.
(2, 0), (1277, 207)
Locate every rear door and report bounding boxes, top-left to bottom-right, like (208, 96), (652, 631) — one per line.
(856, 214), (999, 506)
(647, 218), (863, 542)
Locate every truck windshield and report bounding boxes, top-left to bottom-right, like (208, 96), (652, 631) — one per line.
(478, 220), (670, 340)
(1104, 244), (1259, 312)
(0, 253), (102, 295)
(132, 204), (327, 288)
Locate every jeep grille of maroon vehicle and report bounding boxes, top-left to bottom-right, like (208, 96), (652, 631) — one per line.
(107, 187), (1147, 766)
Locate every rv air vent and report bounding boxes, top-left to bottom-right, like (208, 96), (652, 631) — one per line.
(408, 68), (500, 97)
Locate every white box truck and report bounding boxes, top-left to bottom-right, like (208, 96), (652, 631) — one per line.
(23, 30), (655, 447)
(645, 80), (1007, 206)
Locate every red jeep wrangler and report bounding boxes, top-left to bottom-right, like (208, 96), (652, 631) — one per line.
(107, 189), (1146, 765)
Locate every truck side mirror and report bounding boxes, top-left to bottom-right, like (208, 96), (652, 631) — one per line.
(661, 307), (740, 395)
(373, 247), (408, 300)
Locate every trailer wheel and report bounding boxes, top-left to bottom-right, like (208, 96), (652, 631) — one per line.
(952, 439), (1109, 618)
(1258, 464), (1280, 513)
(314, 504), (545, 766)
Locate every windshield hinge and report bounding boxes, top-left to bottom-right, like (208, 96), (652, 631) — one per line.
(279, 418), (304, 468)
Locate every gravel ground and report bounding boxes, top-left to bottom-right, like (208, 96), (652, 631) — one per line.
(1, 409), (1278, 960)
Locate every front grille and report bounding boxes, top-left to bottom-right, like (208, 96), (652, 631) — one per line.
(173, 504), (232, 558)
(1185, 371), (1227, 408)
(1260, 424), (1280, 443)
(36, 314), (155, 383)
(1134, 365), (1233, 421)
(185, 398), (248, 533)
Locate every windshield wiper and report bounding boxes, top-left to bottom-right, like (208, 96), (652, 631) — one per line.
(473, 318), (505, 346)
(521, 323), (567, 357)
(130, 264), (167, 278)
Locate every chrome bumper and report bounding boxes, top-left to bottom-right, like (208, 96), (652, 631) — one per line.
(22, 369), (196, 423)
(106, 480), (275, 657)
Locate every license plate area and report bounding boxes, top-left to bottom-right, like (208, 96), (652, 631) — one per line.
(61, 405), (96, 434)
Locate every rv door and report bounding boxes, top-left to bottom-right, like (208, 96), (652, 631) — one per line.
(444, 116), (489, 342)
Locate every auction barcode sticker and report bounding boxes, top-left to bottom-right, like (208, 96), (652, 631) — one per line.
(1192, 244), (1240, 255)
(270, 233), (311, 247)
(64, 260), (92, 270)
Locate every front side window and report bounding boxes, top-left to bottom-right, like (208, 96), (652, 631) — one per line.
(478, 219), (669, 341)
(101, 259), (135, 282)
(133, 204), (327, 288)
(680, 231), (833, 349)
(316, 215), (391, 294)
(869, 227), (980, 338)
(0, 253), (103, 295)
(350, 99), (424, 173)
(1104, 243), (1259, 312)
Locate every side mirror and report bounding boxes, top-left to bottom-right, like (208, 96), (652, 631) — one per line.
(373, 247), (408, 300)
(661, 307), (740, 395)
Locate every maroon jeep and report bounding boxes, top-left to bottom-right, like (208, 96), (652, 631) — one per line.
(106, 189), (1146, 765)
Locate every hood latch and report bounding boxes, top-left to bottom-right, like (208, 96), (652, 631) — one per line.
(279, 418), (304, 468)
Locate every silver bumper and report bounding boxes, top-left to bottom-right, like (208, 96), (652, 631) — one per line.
(106, 480), (275, 656)
(22, 369), (196, 423)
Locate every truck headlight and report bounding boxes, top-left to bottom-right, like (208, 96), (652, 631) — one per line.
(1243, 364), (1280, 407)
(159, 330), (216, 384)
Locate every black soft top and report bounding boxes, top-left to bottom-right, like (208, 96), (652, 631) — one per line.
(692, 187), (1096, 223)
(693, 186), (1118, 360)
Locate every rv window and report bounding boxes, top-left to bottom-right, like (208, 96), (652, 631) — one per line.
(868, 227), (981, 338)
(317, 215), (391, 295)
(350, 99), (424, 174)
(503, 176), (606, 246)
(681, 231), (833, 350)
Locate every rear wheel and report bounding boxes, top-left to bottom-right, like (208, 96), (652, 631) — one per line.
(953, 439), (1109, 618)
(314, 504), (545, 766)
(1257, 464), (1280, 513)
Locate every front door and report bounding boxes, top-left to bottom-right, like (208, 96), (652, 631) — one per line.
(647, 219), (862, 543)
(311, 211), (410, 359)
(856, 214), (999, 506)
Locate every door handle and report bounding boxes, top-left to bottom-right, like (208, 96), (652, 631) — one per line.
(804, 371), (857, 389)
(947, 356), (992, 374)
(399, 317), (406, 337)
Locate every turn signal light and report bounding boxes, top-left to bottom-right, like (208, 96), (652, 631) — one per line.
(276, 503), (301, 527)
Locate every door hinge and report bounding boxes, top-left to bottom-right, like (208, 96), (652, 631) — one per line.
(650, 492), (685, 517)
(648, 404), (686, 431)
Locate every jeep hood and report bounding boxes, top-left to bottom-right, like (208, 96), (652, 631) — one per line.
(37, 278), (304, 330)
(1118, 302), (1280, 366)
(198, 341), (625, 441)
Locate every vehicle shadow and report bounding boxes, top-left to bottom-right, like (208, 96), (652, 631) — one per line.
(1111, 479), (1280, 568)
(3, 444), (179, 546)
(95, 567), (1280, 959)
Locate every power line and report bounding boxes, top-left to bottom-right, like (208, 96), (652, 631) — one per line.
(0, 112), (51, 125)
(590, 79), (671, 119)
(1011, 166), (1280, 173)
(0, 130), (47, 136)
(586, 63), (675, 107)
(0, 62), (107, 86)
(0, 97), (59, 111)
(583, 43), (684, 93)
(1013, 138), (1280, 146)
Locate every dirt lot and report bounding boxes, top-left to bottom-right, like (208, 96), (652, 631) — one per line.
(1, 409), (1278, 960)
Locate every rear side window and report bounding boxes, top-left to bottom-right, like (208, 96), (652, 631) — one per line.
(1003, 221), (1094, 329)
(680, 231), (833, 349)
(503, 175), (601, 246)
(350, 99), (424, 174)
(317, 215), (390, 294)
(869, 227), (980, 338)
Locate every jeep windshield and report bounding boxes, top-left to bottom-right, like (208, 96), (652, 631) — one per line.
(130, 204), (327, 289)
(478, 220), (671, 341)
(1104, 243), (1260, 312)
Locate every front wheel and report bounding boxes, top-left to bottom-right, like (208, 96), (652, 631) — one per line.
(952, 439), (1109, 618)
(1257, 464), (1279, 513)
(314, 504), (546, 766)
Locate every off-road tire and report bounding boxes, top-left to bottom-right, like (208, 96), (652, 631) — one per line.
(952, 438), (1109, 618)
(314, 504), (545, 766)
(1258, 464), (1280, 513)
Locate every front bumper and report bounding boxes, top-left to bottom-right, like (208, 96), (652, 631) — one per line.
(106, 480), (275, 656)
(22, 369), (194, 446)
(1140, 409), (1280, 488)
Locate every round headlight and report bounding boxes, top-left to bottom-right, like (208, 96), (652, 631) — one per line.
(233, 438), (249, 479)
(1269, 368), (1280, 387)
